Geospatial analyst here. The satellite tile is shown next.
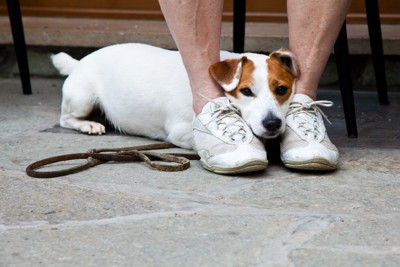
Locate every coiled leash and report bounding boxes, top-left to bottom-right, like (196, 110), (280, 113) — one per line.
(26, 143), (200, 178)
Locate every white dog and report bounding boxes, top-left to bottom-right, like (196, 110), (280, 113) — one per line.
(52, 43), (299, 149)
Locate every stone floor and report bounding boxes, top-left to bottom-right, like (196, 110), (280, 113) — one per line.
(1, 78), (399, 266)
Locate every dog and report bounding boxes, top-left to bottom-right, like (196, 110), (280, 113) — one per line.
(52, 43), (299, 149)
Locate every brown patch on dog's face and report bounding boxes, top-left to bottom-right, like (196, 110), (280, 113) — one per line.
(209, 57), (254, 95)
(209, 59), (239, 86)
(227, 58), (255, 98)
(267, 54), (297, 105)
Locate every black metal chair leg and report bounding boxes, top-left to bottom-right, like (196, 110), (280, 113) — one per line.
(233, 0), (246, 53)
(365, 0), (389, 104)
(6, 0), (32, 95)
(334, 23), (358, 138)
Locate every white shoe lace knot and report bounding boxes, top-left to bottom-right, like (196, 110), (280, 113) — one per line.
(287, 100), (333, 141)
(204, 98), (248, 142)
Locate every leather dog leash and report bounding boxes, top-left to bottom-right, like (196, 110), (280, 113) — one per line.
(26, 143), (200, 178)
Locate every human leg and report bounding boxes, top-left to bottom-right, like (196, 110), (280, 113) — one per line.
(158, 0), (224, 114)
(281, 0), (352, 170)
(287, 0), (351, 100)
(159, 0), (268, 174)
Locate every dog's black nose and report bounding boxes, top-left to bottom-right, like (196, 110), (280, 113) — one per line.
(262, 117), (282, 132)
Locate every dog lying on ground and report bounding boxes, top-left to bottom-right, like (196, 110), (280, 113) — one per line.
(52, 43), (299, 149)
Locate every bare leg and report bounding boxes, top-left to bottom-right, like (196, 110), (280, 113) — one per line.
(287, 0), (352, 100)
(158, 0), (224, 114)
(281, 0), (352, 171)
(158, 0), (268, 174)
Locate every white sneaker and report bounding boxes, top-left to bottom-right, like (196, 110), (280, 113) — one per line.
(280, 94), (339, 170)
(193, 97), (268, 174)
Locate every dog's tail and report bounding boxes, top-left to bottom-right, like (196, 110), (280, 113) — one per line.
(51, 52), (79, 76)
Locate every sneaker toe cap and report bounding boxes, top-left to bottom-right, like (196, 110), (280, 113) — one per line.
(204, 144), (267, 167)
(281, 142), (339, 163)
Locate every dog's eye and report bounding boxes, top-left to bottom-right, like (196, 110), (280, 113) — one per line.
(275, 85), (288, 96)
(240, 87), (254, 97)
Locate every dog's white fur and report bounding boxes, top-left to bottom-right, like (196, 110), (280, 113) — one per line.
(52, 43), (299, 149)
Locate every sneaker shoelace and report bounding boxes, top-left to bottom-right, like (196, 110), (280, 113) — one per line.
(287, 100), (333, 140)
(202, 97), (248, 142)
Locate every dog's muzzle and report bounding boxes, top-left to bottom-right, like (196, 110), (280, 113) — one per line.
(261, 114), (284, 138)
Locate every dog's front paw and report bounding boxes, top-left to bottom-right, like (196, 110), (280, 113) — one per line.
(80, 122), (106, 135)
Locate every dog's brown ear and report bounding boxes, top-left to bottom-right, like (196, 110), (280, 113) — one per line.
(269, 49), (300, 78)
(209, 57), (247, 92)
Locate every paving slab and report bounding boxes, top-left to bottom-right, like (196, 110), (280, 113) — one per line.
(1, 78), (399, 266)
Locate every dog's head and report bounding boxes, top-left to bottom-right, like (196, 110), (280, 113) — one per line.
(209, 48), (300, 139)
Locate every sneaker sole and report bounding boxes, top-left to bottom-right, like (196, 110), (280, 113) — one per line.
(200, 159), (268, 174)
(282, 157), (338, 171)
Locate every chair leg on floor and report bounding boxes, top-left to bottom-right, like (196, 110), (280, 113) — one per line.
(334, 23), (358, 138)
(233, 0), (246, 53)
(6, 0), (32, 95)
(365, 0), (389, 105)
